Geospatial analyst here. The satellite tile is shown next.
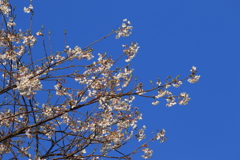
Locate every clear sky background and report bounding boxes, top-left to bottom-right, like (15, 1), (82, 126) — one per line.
(11, 0), (240, 159)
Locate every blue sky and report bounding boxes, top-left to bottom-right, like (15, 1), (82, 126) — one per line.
(12, 0), (240, 159)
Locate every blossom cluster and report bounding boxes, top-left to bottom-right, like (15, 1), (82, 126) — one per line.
(0, 109), (17, 128)
(67, 46), (94, 60)
(0, 1), (11, 16)
(142, 148), (153, 159)
(116, 19), (133, 39)
(151, 66), (200, 107)
(138, 125), (147, 141)
(23, 4), (33, 13)
(188, 66), (201, 83)
(123, 42), (140, 62)
(15, 67), (42, 98)
(0, 29), (29, 62)
(7, 17), (16, 27)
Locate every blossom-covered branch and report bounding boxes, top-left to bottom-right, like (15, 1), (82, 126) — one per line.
(0, 1), (200, 159)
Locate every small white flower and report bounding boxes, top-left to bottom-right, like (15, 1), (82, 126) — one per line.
(7, 22), (16, 27)
(152, 101), (159, 105)
(123, 19), (127, 22)
(166, 97), (176, 107)
(23, 5), (33, 13)
(156, 80), (161, 86)
(122, 23), (126, 28)
(156, 129), (165, 140)
(190, 66), (197, 72)
(172, 81), (182, 88)
(24, 7), (31, 13)
(179, 92), (191, 105)
(164, 84), (171, 89)
(36, 31), (43, 36)
(142, 148), (153, 159)
(188, 75), (200, 83)
(155, 90), (172, 98)
(81, 149), (86, 154)
(26, 129), (32, 139)
(29, 4), (33, 9)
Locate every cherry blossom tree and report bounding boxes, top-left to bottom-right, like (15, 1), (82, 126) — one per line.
(0, 1), (200, 159)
